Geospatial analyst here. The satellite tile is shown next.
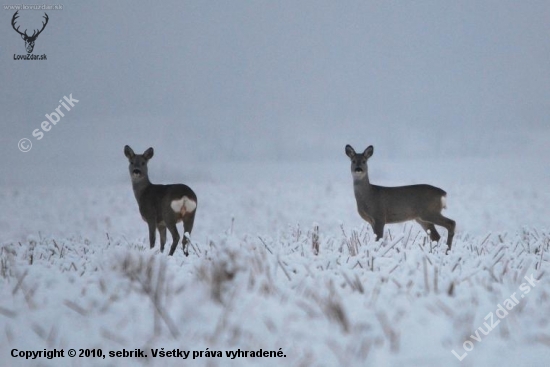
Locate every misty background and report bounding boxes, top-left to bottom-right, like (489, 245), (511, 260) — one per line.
(1, 1), (549, 187)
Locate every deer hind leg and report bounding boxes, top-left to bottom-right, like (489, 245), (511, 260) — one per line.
(415, 219), (441, 242)
(166, 218), (181, 256)
(170, 196), (197, 256)
(420, 213), (456, 253)
(181, 214), (195, 257)
(158, 223), (167, 252)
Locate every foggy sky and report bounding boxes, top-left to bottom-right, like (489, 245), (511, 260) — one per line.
(1, 1), (549, 186)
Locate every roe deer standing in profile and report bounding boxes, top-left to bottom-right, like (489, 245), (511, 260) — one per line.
(124, 145), (197, 256)
(345, 145), (456, 253)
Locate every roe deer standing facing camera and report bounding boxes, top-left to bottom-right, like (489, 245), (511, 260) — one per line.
(345, 145), (456, 253)
(124, 145), (197, 256)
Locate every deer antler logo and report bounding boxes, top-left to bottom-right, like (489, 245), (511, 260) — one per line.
(11, 11), (49, 54)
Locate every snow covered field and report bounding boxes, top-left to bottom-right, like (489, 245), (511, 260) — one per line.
(3, 0), (550, 365)
(1, 157), (550, 367)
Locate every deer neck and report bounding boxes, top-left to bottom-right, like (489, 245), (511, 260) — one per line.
(131, 176), (152, 202)
(353, 172), (372, 193)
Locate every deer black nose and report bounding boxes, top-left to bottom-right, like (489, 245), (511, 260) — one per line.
(354, 168), (363, 173)
(132, 169), (141, 175)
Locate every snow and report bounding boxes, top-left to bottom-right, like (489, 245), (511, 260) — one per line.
(1, 157), (550, 366)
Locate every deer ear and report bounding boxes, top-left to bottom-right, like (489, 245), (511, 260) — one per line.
(143, 147), (154, 160)
(20, 34), (25, 40)
(364, 145), (374, 159)
(345, 145), (356, 158)
(124, 145), (135, 159)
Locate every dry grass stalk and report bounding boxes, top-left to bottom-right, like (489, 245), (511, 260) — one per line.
(376, 312), (400, 353)
(312, 225), (320, 256)
(118, 253), (180, 339)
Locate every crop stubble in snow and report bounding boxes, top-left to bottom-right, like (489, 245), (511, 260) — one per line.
(1, 174), (550, 366)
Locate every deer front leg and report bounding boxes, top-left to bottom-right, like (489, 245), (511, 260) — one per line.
(158, 224), (167, 252)
(358, 209), (374, 227)
(147, 221), (156, 249)
(359, 210), (383, 240)
(372, 220), (385, 242)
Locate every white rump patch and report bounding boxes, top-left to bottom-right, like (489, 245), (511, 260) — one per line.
(441, 195), (447, 209)
(171, 196), (197, 215)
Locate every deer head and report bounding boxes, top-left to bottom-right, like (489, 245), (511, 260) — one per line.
(11, 11), (49, 54)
